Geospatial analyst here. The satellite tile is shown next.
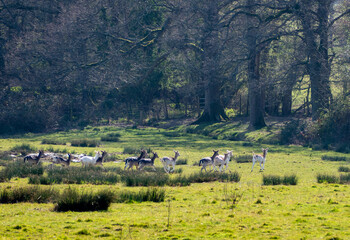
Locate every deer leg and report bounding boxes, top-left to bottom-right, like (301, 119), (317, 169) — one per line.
(251, 159), (256, 172)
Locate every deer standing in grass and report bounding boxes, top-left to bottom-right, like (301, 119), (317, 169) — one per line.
(124, 150), (147, 170)
(199, 150), (219, 172)
(161, 150), (180, 173)
(251, 148), (268, 172)
(213, 150), (233, 172)
(52, 153), (72, 167)
(80, 151), (102, 167)
(95, 151), (107, 167)
(138, 152), (159, 171)
(24, 150), (44, 165)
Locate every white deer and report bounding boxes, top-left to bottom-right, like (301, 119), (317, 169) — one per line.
(199, 150), (219, 173)
(251, 148), (268, 172)
(213, 150), (233, 172)
(80, 151), (102, 167)
(161, 150), (180, 173)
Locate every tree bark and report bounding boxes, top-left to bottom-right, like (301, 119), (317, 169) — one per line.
(246, 0), (266, 129)
(299, 0), (332, 120)
(194, 1), (228, 123)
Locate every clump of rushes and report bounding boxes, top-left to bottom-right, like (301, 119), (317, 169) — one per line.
(10, 144), (37, 155)
(263, 174), (298, 185)
(0, 186), (58, 203)
(101, 133), (121, 142)
(116, 187), (166, 203)
(338, 166), (350, 172)
(54, 188), (115, 212)
(316, 174), (339, 184)
(0, 161), (44, 181)
(321, 155), (350, 162)
(41, 139), (66, 145)
(70, 139), (100, 147)
(340, 173), (350, 184)
(235, 155), (251, 163)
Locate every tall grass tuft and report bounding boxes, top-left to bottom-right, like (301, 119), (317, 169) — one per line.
(263, 174), (298, 185)
(10, 144), (37, 155)
(235, 155), (252, 163)
(71, 139), (100, 147)
(338, 166), (350, 172)
(123, 146), (152, 155)
(0, 186), (58, 203)
(101, 133), (121, 142)
(340, 174), (350, 184)
(122, 172), (169, 187)
(175, 159), (188, 165)
(54, 188), (115, 212)
(29, 166), (121, 185)
(41, 139), (66, 145)
(321, 155), (350, 162)
(116, 188), (166, 203)
(0, 161), (44, 181)
(316, 174), (339, 184)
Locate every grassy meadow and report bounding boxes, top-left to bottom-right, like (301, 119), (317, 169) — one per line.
(0, 125), (349, 239)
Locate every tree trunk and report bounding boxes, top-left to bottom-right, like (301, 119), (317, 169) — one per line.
(246, 0), (266, 129)
(300, 0), (332, 120)
(194, 1), (228, 123)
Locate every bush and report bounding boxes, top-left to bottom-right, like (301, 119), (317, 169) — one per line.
(10, 144), (37, 155)
(116, 188), (166, 203)
(71, 139), (100, 147)
(41, 139), (66, 145)
(338, 166), (350, 173)
(101, 133), (121, 142)
(0, 186), (58, 203)
(235, 155), (251, 163)
(317, 174), (339, 184)
(54, 188), (115, 212)
(263, 174), (298, 185)
(279, 119), (311, 145)
(0, 161), (44, 181)
(321, 155), (350, 162)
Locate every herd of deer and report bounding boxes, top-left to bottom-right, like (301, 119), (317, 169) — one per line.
(23, 148), (268, 173)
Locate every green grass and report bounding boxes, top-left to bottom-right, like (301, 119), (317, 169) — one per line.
(0, 125), (349, 239)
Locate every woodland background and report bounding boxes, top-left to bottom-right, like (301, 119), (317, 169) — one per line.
(0, 0), (349, 151)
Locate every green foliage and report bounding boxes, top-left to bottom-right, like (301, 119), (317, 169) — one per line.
(0, 186), (58, 203)
(70, 139), (100, 147)
(263, 174), (298, 185)
(0, 161), (44, 181)
(123, 146), (152, 155)
(10, 144), (37, 155)
(279, 119), (311, 145)
(54, 187), (115, 212)
(175, 159), (187, 165)
(116, 187), (166, 203)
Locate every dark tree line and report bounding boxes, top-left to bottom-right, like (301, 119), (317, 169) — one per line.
(0, 0), (349, 133)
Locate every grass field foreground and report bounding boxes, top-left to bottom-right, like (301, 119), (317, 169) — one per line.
(0, 126), (349, 239)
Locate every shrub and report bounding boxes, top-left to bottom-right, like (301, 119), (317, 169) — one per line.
(54, 188), (115, 212)
(101, 133), (121, 142)
(317, 174), (339, 184)
(321, 155), (350, 162)
(338, 166), (350, 172)
(10, 144), (37, 155)
(116, 188), (166, 203)
(263, 174), (298, 185)
(41, 139), (66, 145)
(0, 186), (58, 203)
(235, 155), (251, 163)
(71, 139), (100, 147)
(0, 161), (44, 180)
(185, 171), (241, 184)
(280, 119), (311, 145)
